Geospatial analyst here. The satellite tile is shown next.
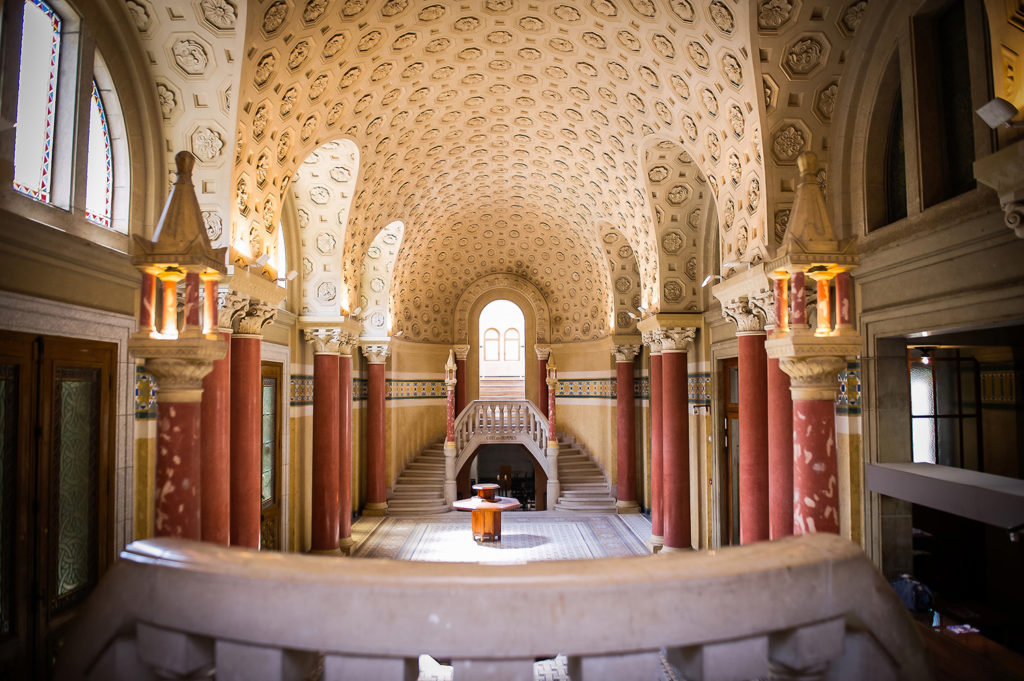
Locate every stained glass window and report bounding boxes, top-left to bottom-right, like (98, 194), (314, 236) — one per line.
(13, 0), (61, 202)
(85, 80), (113, 229)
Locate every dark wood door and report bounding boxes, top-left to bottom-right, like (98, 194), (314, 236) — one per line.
(720, 357), (740, 546)
(0, 331), (115, 679)
(259, 362), (282, 551)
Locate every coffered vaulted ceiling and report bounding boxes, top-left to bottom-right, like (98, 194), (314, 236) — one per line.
(123, 0), (868, 343)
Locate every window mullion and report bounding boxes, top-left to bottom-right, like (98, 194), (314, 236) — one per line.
(65, 25), (93, 217)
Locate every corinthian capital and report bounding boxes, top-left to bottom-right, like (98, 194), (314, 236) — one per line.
(611, 344), (641, 362)
(535, 345), (551, 361)
(641, 330), (664, 355)
(217, 290), (249, 332)
(721, 297), (766, 334)
(660, 327), (696, 352)
(303, 327), (343, 354)
(361, 343), (390, 364)
(453, 344), (470, 361)
(779, 356), (847, 401)
(234, 302), (277, 335)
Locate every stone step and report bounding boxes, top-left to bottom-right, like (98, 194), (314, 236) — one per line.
(560, 489), (613, 498)
(390, 489), (444, 499)
(554, 501), (617, 513)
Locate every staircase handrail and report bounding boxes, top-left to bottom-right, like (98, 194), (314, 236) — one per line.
(452, 399), (549, 459)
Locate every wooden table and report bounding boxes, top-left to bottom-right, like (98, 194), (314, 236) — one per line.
(452, 483), (521, 542)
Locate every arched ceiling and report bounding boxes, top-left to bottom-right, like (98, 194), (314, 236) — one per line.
(120, 0), (877, 343)
(228, 0), (767, 341)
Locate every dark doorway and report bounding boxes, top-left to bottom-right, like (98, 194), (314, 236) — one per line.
(719, 357), (740, 546)
(0, 331), (117, 678)
(457, 444), (545, 510)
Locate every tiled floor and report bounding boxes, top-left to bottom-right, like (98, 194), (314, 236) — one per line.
(349, 510), (652, 563)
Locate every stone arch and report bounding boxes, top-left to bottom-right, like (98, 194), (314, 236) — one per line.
(289, 138), (359, 316)
(599, 223), (642, 334)
(453, 274), (551, 406)
(359, 219), (404, 338)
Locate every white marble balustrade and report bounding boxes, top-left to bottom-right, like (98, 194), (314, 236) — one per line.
(57, 533), (929, 681)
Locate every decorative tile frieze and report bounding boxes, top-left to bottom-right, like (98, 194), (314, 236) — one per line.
(290, 374), (314, 407)
(836, 361), (861, 415)
(135, 365), (157, 419)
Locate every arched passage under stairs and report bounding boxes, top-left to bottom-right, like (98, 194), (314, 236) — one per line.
(457, 444), (547, 512)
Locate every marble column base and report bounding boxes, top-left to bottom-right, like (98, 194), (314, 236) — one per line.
(309, 547), (343, 557)
(616, 500), (641, 514)
(339, 536), (355, 555)
(363, 502), (388, 516)
(659, 545), (693, 553)
(648, 534), (664, 553)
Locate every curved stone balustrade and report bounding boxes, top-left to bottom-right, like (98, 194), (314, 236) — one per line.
(452, 400), (551, 480)
(57, 534), (929, 681)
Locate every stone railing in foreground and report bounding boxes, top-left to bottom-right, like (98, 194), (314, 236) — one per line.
(57, 533), (930, 681)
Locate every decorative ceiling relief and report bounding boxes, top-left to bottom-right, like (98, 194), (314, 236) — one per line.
(601, 228), (641, 333)
(359, 220), (404, 339)
(641, 139), (713, 314)
(121, 0), (246, 249)
(217, 0), (768, 336)
(756, 0), (860, 252)
(291, 139), (360, 316)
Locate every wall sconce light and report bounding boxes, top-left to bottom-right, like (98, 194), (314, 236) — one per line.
(976, 97), (1024, 129)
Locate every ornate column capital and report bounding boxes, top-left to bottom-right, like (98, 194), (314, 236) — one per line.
(234, 301), (277, 336)
(721, 296), (766, 335)
(974, 139), (1024, 239)
(611, 344), (641, 362)
(749, 290), (777, 332)
(660, 327), (697, 353)
(217, 290), (249, 333)
(641, 329), (664, 356)
(361, 343), (391, 364)
(778, 356), (847, 401)
(338, 335), (357, 357)
(535, 345), (551, 361)
(303, 327), (343, 354)
(129, 335), (226, 402)
(453, 344), (470, 361)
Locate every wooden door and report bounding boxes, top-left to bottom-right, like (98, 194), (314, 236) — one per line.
(259, 362), (282, 551)
(720, 357), (740, 546)
(0, 331), (115, 678)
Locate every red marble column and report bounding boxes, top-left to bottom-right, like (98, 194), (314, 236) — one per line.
(613, 345), (640, 512)
(155, 399), (202, 538)
(649, 347), (664, 545)
(738, 332), (769, 544)
(537, 346), (550, 413)
(363, 344), (389, 515)
(230, 334), (262, 548)
(454, 345), (468, 417)
(792, 398), (840, 534)
(139, 271), (157, 335)
(661, 331), (693, 551)
(200, 330), (231, 544)
(835, 271), (853, 331)
(782, 356), (846, 535)
(311, 351), (341, 553)
(339, 349), (354, 547)
(183, 272), (201, 331)
(768, 357), (794, 539)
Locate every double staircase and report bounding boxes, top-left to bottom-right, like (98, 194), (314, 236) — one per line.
(387, 440), (449, 516)
(387, 433), (616, 515)
(552, 436), (617, 513)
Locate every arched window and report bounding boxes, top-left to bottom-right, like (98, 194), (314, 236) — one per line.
(10, 0), (131, 235)
(85, 80), (111, 228)
(503, 328), (520, 362)
(13, 0), (61, 202)
(483, 328), (500, 361)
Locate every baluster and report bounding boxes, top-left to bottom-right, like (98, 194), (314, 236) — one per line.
(215, 640), (317, 681)
(324, 654), (417, 681)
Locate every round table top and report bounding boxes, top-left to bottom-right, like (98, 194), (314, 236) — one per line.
(472, 483), (500, 491)
(452, 495), (521, 512)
